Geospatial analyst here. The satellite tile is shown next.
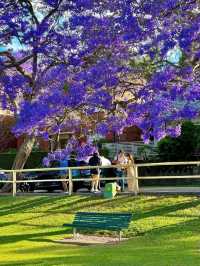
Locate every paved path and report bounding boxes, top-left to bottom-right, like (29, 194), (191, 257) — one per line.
(1, 187), (200, 196)
(140, 186), (200, 195)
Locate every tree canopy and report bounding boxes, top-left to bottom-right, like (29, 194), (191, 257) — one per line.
(0, 0), (200, 165)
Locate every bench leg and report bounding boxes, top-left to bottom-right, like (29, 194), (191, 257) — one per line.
(119, 231), (122, 241)
(73, 228), (77, 239)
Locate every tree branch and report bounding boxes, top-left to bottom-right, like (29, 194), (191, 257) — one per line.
(42, 0), (64, 23)
(18, 0), (39, 25)
(1, 51), (33, 85)
(2, 53), (33, 68)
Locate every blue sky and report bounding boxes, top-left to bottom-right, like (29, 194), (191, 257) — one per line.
(167, 47), (182, 65)
(0, 37), (25, 52)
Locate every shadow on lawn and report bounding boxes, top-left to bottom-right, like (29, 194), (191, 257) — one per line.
(19, 195), (134, 216)
(15, 216), (200, 250)
(0, 196), (64, 216)
(134, 215), (200, 241)
(50, 194), (137, 213)
(1, 196), (200, 266)
(0, 195), (127, 216)
(0, 228), (70, 245)
(0, 195), (137, 233)
(1, 220), (200, 266)
(1, 195), (200, 223)
(0, 194), (171, 218)
(16, 195), (137, 226)
(0, 221), (17, 227)
(133, 198), (200, 221)
(1, 195), (200, 237)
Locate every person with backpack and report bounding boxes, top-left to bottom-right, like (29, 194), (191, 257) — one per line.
(89, 152), (102, 192)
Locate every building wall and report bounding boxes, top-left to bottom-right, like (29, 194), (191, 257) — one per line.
(0, 115), (17, 152)
(1, 112), (142, 152)
(106, 126), (142, 142)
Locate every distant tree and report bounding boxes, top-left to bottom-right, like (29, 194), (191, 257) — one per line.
(157, 121), (198, 161)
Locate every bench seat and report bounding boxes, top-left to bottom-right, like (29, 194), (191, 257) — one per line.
(63, 212), (132, 241)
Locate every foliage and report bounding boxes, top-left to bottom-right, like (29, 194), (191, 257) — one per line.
(0, 151), (47, 169)
(157, 121), (198, 161)
(99, 146), (110, 158)
(0, 1), (200, 164)
(3, 148), (17, 154)
(0, 195), (200, 265)
(96, 138), (113, 144)
(194, 124), (200, 152)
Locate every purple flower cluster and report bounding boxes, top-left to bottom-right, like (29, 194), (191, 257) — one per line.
(43, 137), (97, 166)
(0, 0), (199, 158)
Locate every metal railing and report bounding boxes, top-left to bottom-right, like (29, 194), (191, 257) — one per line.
(1, 161), (200, 196)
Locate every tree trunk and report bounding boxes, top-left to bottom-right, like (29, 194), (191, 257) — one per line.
(12, 135), (36, 169)
(0, 135), (36, 192)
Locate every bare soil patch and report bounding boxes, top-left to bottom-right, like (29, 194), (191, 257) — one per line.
(56, 234), (128, 245)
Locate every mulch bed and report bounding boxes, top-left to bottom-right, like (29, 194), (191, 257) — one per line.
(56, 234), (128, 245)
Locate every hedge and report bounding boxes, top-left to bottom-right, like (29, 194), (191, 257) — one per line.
(0, 152), (47, 169)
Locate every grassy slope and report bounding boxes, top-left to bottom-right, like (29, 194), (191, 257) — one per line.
(0, 195), (200, 266)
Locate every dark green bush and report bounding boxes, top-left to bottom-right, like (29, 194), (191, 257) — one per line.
(0, 152), (47, 169)
(157, 121), (197, 162)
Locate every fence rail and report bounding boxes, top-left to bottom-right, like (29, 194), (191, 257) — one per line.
(137, 161), (200, 167)
(0, 164), (132, 196)
(1, 161), (200, 196)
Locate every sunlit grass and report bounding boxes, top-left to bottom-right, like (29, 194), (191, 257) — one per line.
(0, 195), (200, 265)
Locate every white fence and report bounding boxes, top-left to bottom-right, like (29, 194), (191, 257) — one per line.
(1, 161), (200, 197)
(102, 142), (156, 159)
(0, 164), (133, 197)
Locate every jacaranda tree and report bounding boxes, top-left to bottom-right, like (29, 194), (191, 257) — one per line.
(0, 0), (200, 171)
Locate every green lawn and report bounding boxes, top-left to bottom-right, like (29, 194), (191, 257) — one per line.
(0, 195), (200, 266)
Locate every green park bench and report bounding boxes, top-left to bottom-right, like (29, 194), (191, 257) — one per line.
(63, 212), (132, 241)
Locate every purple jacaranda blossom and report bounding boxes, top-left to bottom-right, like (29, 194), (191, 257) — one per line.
(0, 0), (199, 164)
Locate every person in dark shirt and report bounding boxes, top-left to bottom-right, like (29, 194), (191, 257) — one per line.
(89, 152), (101, 192)
(68, 152), (80, 178)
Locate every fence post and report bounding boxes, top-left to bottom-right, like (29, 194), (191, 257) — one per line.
(98, 167), (101, 190)
(12, 171), (17, 197)
(133, 165), (139, 196)
(68, 168), (73, 196)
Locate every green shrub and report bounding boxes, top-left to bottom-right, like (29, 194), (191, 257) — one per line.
(0, 151), (47, 169)
(157, 121), (197, 161)
(99, 146), (110, 158)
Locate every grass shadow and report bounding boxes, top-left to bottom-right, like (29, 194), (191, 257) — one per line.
(0, 228), (70, 245)
(133, 198), (200, 221)
(0, 196), (64, 217)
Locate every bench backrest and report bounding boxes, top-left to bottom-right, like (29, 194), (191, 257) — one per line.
(73, 212), (132, 230)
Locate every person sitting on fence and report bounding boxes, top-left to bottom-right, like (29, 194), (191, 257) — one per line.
(114, 150), (128, 192)
(89, 152), (102, 193)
